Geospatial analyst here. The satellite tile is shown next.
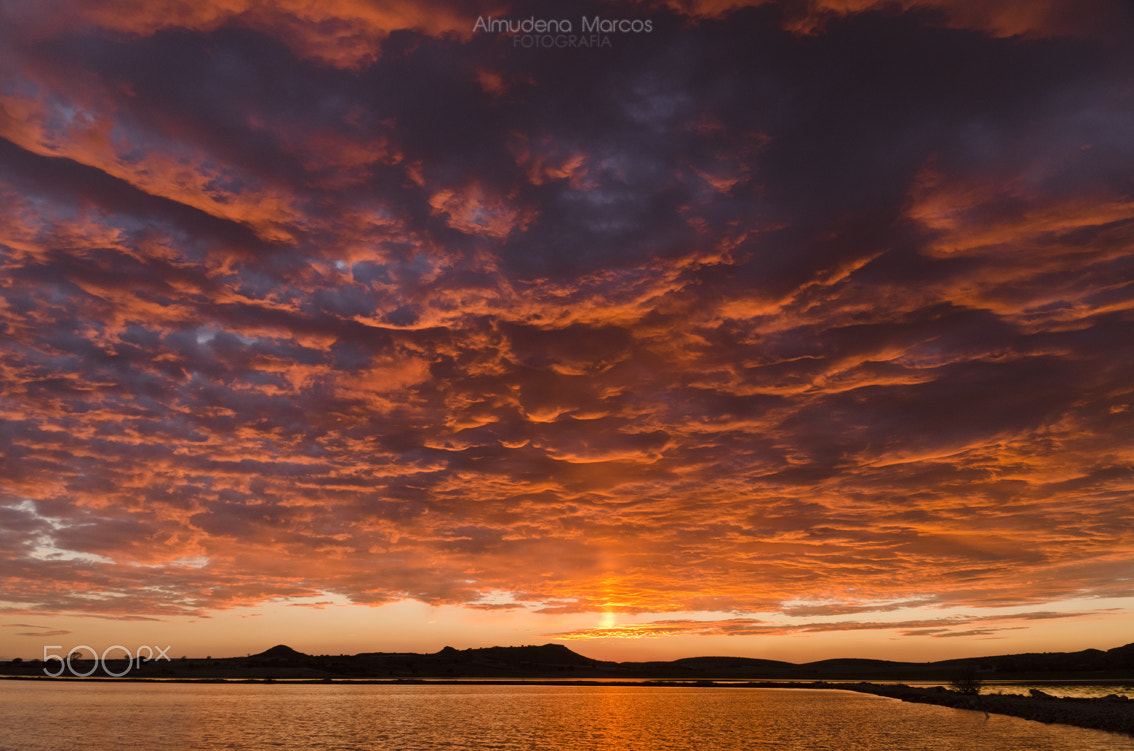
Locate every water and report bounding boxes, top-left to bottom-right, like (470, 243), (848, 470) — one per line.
(2, 681), (1132, 750)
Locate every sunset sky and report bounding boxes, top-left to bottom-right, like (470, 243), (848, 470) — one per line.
(2, 0), (1133, 664)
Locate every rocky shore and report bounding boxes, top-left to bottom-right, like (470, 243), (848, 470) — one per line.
(840, 682), (1134, 737)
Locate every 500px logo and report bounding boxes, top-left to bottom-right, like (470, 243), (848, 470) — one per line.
(43, 644), (172, 677)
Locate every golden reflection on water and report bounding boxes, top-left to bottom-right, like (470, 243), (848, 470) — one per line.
(2, 683), (1132, 750)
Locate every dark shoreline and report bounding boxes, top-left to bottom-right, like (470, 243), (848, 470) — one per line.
(839, 682), (1134, 738)
(5, 675), (1132, 738)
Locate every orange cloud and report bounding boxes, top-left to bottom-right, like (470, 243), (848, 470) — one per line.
(3, 0), (504, 67)
(429, 184), (536, 239)
(547, 609), (1109, 640)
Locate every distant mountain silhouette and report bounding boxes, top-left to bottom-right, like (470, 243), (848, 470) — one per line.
(4, 641), (1132, 681)
(250, 645), (310, 661)
(429, 643), (606, 668)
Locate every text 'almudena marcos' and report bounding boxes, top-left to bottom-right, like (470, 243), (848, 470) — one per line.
(473, 16), (655, 34)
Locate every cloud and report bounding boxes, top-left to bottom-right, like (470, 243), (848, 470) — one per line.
(546, 609), (1107, 641)
(4, 623), (65, 630)
(0, 0), (498, 69)
(0, 0), (1131, 639)
(668, 0), (1134, 39)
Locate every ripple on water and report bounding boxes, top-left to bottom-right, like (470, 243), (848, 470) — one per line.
(2, 682), (1132, 751)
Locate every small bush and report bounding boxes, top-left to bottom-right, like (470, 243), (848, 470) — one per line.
(950, 671), (983, 695)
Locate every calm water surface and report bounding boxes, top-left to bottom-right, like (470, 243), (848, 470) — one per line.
(2, 682), (1132, 751)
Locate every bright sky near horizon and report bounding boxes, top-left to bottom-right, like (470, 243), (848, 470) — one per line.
(1, 0), (1133, 663)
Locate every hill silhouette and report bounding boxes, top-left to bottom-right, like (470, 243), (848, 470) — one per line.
(3, 641), (1132, 681)
(251, 645), (310, 661)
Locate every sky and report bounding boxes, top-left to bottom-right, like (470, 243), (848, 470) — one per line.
(1, 0), (1133, 664)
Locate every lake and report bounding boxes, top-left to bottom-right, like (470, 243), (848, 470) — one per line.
(2, 681), (1132, 750)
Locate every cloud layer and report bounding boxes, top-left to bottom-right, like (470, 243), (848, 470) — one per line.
(1, 0), (1132, 639)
